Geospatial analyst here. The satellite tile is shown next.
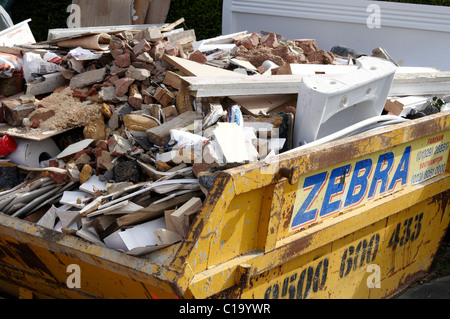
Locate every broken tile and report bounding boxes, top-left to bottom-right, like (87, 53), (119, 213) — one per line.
(97, 151), (114, 171)
(57, 139), (95, 160)
(36, 205), (58, 229)
(60, 190), (93, 209)
(108, 134), (134, 156)
(80, 174), (107, 195)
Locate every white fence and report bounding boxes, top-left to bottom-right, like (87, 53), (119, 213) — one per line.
(222, 0), (450, 71)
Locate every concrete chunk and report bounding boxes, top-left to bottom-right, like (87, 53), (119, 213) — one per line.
(69, 67), (107, 88)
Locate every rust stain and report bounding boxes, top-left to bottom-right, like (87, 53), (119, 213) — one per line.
(387, 270), (428, 298)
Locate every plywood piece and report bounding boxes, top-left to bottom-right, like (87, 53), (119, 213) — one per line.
(163, 54), (246, 77)
(170, 197), (203, 237)
(154, 228), (182, 245)
(164, 209), (177, 232)
(163, 71), (183, 90)
(166, 29), (196, 45)
(0, 125), (79, 141)
(180, 74), (304, 97)
(73, 0), (133, 27)
(146, 110), (201, 146)
(119, 191), (202, 228)
(145, 0), (171, 24)
(132, 0), (150, 25)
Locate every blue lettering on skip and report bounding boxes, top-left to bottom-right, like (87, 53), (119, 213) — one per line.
(291, 146), (412, 230)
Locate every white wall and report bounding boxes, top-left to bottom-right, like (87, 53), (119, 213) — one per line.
(222, 0), (450, 71)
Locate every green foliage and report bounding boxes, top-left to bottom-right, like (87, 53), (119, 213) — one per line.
(10, 0), (71, 42)
(7, 0), (223, 42)
(6, 0), (450, 44)
(166, 0), (223, 40)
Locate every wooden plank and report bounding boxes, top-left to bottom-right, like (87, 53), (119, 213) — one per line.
(159, 18), (185, 33)
(389, 71), (450, 96)
(170, 197), (203, 237)
(166, 29), (196, 45)
(181, 74), (304, 97)
(145, 0), (171, 24)
(163, 54), (245, 77)
(73, 0), (133, 27)
(163, 71), (183, 90)
(180, 68), (450, 98)
(132, 0), (151, 25)
(123, 192), (202, 226)
(146, 110), (201, 146)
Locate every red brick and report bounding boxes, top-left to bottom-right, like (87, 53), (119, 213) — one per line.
(189, 50), (207, 64)
(114, 52), (131, 68)
(133, 39), (151, 56)
(114, 77), (135, 97)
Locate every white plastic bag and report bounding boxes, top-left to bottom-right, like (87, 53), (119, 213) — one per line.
(169, 129), (208, 157)
(23, 52), (60, 83)
(43, 51), (63, 65)
(0, 52), (23, 78)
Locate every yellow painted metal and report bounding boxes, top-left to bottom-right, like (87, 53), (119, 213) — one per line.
(0, 111), (449, 299)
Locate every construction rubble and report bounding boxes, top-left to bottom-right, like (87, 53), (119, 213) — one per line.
(0, 19), (449, 256)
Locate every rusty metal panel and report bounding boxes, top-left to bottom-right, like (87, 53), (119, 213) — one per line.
(243, 190), (449, 299)
(0, 215), (183, 298)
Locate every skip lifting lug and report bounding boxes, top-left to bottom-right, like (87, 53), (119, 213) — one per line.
(279, 165), (300, 185)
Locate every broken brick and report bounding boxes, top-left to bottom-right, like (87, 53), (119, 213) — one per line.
(3, 101), (36, 127)
(295, 39), (319, 55)
(125, 65), (151, 81)
(108, 134), (133, 156)
(261, 33), (279, 48)
(242, 33), (260, 50)
(114, 77), (135, 97)
(114, 52), (131, 68)
(143, 26), (162, 42)
(97, 150), (114, 171)
(128, 93), (143, 110)
(189, 50), (207, 64)
(73, 148), (92, 161)
(30, 120), (40, 128)
(164, 41), (180, 57)
(150, 41), (165, 60)
(133, 39), (151, 56)
(49, 160), (69, 184)
(307, 50), (335, 64)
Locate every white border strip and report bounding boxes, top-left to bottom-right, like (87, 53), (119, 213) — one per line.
(223, 0), (450, 33)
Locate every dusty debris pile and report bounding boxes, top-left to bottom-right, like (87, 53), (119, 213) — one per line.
(0, 23), (319, 255)
(0, 20), (448, 255)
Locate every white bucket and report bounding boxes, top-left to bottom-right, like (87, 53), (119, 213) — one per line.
(0, 19), (35, 47)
